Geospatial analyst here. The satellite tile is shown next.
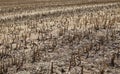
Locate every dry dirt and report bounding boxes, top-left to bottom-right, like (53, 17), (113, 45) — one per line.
(0, 0), (120, 74)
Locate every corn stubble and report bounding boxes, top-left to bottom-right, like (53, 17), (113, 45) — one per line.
(0, 1), (120, 74)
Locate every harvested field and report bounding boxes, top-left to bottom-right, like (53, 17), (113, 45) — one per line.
(0, 0), (120, 74)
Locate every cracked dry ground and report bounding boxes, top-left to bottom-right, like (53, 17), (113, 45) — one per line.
(0, 2), (120, 74)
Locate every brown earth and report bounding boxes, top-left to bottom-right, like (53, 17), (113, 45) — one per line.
(0, 1), (120, 74)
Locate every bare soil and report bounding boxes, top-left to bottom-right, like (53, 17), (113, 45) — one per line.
(0, 1), (120, 74)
